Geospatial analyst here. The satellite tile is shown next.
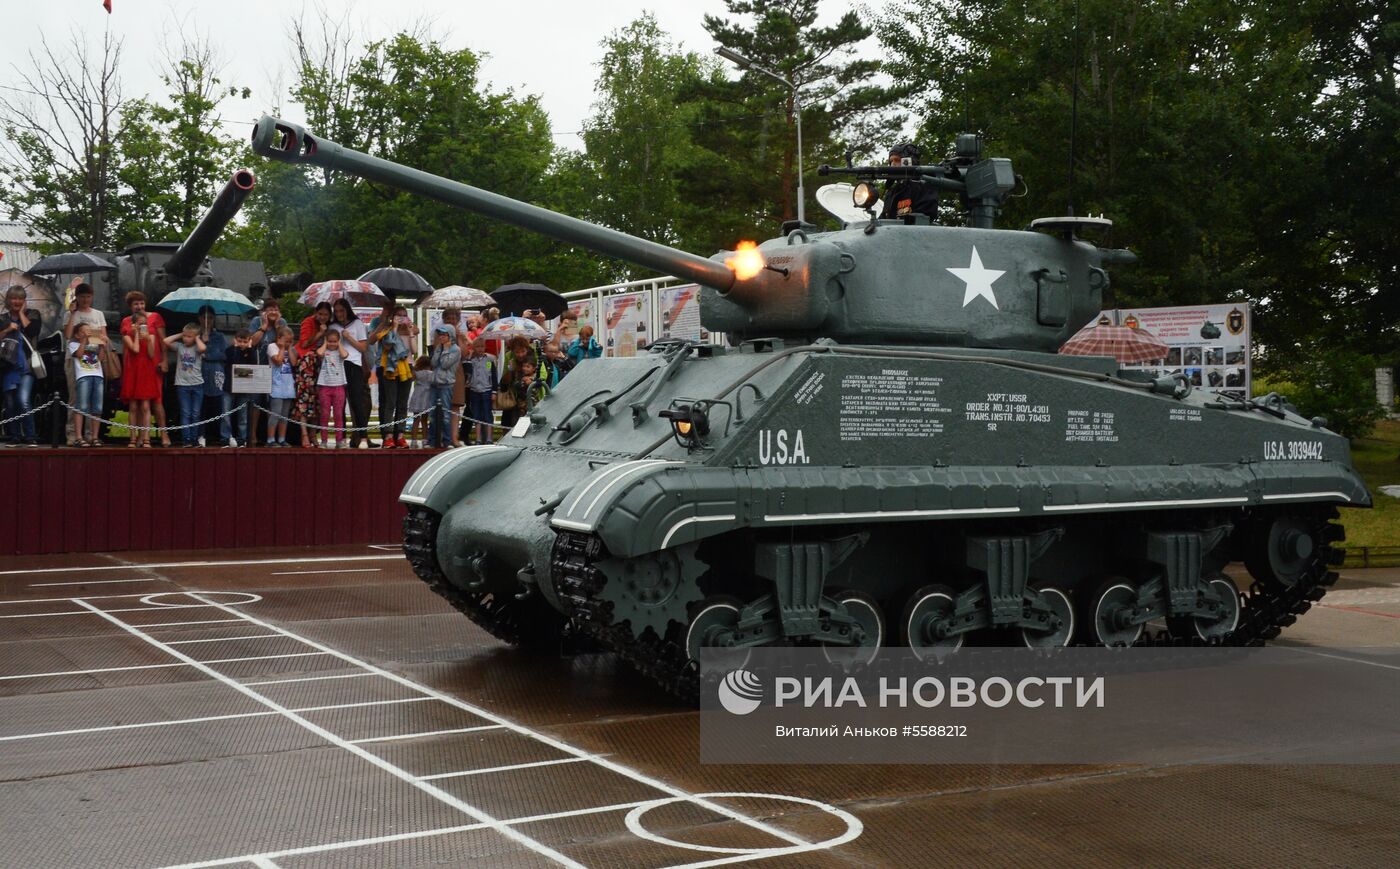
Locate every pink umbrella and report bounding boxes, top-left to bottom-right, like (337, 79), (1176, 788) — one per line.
(1059, 322), (1170, 364)
(299, 279), (386, 308)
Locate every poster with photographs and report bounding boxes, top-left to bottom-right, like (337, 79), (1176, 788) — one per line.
(1102, 303), (1251, 400)
(603, 292), (650, 357)
(658, 284), (707, 342)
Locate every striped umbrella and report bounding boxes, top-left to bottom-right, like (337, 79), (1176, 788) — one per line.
(480, 316), (549, 341)
(299, 279), (386, 308)
(1059, 323), (1169, 364)
(421, 285), (496, 309)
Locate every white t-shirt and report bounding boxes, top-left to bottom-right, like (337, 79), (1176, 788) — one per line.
(69, 340), (104, 379)
(331, 319), (367, 366)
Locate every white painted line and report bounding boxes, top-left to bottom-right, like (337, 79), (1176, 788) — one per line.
(75, 600), (585, 869)
(242, 672), (375, 687)
(1287, 647), (1400, 673)
(418, 755), (595, 780)
(153, 801), (655, 869)
(269, 568), (383, 576)
(165, 634), (284, 645)
(139, 618), (249, 627)
(290, 697), (432, 713)
(661, 514), (738, 548)
(183, 593), (811, 850)
(0, 602), (238, 619)
(0, 652), (328, 682)
(351, 724), (505, 744)
(249, 856), (281, 869)
(0, 710), (280, 742)
(29, 577), (168, 587)
(366, 544), (401, 551)
(1, 590), (229, 606)
(0, 554), (402, 577)
(0, 697), (436, 744)
(1262, 491), (1352, 502)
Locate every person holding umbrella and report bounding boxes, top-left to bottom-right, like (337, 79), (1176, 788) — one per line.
(0, 285), (42, 446)
(196, 306), (237, 447)
(62, 282), (107, 446)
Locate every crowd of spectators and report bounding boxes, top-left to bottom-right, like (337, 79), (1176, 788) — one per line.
(0, 283), (603, 449)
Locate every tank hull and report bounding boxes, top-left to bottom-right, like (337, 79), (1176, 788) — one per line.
(401, 343), (1365, 696)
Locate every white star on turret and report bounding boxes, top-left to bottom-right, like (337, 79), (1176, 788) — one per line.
(947, 246), (1004, 309)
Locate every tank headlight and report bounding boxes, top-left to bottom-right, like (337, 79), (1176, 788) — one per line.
(853, 181), (879, 210)
(659, 403), (710, 448)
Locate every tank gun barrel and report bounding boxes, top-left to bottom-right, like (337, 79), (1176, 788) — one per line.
(250, 116), (735, 292)
(165, 169), (257, 282)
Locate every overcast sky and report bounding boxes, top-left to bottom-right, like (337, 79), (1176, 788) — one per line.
(6, 0), (875, 150)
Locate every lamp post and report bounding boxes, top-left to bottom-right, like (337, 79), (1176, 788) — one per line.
(714, 46), (805, 225)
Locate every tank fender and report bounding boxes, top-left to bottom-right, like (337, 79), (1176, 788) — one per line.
(399, 445), (521, 515)
(562, 462), (1368, 559)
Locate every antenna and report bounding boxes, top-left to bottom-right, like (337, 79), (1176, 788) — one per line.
(1067, 0), (1080, 217)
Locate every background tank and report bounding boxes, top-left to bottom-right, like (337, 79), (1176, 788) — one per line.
(80, 169), (267, 332)
(252, 115), (1369, 699)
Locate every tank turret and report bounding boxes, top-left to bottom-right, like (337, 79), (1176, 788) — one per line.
(250, 116), (1128, 351)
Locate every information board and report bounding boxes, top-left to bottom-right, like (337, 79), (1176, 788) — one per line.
(1103, 303), (1251, 400)
(658, 284), (705, 342)
(603, 292), (649, 357)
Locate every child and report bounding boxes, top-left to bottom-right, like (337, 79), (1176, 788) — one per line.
(406, 354), (433, 448)
(566, 325), (602, 364)
(463, 338), (497, 445)
(68, 323), (107, 446)
(164, 323), (206, 446)
(266, 326), (296, 446)
(226, 329), (258, 446)
(427, 323), (461, 449)
(121, 314), (161, 447)
(316, 327), (349, 448)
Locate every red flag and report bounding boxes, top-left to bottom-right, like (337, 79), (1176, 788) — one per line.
(103, 0), (112, 12)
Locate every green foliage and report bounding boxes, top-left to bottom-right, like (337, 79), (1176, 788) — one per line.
(877, 0), (1400, 359)
(1258, 345), (1385, 440)
(692, 0), (906, 234)
(278, 291), (311, 327)
(243, 32), (608, 291)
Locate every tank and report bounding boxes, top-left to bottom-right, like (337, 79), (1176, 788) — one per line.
(82, 169), (267, 329)
(252, 115), (1368, 698)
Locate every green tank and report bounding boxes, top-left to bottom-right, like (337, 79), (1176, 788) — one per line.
(252, 116), (1368, 697)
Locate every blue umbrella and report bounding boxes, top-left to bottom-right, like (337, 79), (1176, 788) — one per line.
(157, 286), (257, 315)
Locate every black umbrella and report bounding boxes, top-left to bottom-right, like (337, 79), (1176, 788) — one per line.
(491, 283), (567, 318)
(27, 251), (117, 275)
(357, 266), (433, 299)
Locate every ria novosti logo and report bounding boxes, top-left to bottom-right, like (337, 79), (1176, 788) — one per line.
(717, 669), (764, 715)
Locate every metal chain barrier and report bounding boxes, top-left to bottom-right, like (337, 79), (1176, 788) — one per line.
(60, 400), (244, 434)
(0, 397), (57, 429)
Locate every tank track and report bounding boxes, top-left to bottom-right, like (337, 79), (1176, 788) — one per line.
(403, 506), (553, 648)
(550, 508), (1346, 699)
(551, 531), (700, 700)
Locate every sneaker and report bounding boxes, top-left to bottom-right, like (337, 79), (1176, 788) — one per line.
(395, 437), (410, 449)
(197, 436), (206, 448)
(358, 441), (370, 449)
(225, 437), (238, 448)
(337, 440), (349, 449)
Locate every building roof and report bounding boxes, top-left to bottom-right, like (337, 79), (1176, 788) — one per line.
(0, 220), (45, 245)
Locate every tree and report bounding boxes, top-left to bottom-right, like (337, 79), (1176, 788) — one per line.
(240, 20), (607, 291)
(0, 31), (128, 251)
(573, 15), (712, 276)
(697, 0), (907, 229)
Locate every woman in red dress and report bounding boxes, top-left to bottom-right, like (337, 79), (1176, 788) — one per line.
(121, 314), (162, 447)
